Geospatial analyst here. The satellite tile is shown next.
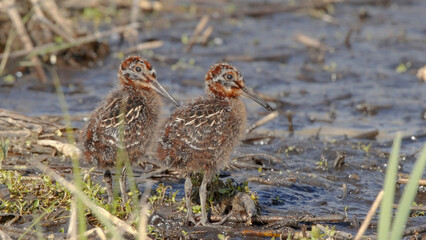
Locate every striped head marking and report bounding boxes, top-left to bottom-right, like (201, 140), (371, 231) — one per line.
(118, 56), (157, 90)
(205, 63), (245, 98)
(118, 56), (180, 106)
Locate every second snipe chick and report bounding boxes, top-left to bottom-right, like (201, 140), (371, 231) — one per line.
(157, 63), (272, 226)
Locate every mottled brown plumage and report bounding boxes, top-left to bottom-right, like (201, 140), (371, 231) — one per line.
(82, 56), (179, 204)
(157, 63), (272, 225)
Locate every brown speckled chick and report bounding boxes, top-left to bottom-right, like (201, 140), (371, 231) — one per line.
(157, 63), (272, 226)
(82, 56), (180, 204)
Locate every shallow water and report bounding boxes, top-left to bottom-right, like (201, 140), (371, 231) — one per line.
(1, 0), (425, 237)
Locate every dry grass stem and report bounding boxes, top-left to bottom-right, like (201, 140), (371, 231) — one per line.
(200, 26), (213, 45)
(397, 178), (426, 186)
(3, 0), (47, 82)
(294, 33), (332, 51)
(137, 182), (154, 240)
(0, 30), (16, 75)
(242, 0), (342, 17)
(32, 161), (138, 236)
(354, 190), (384, 240)
(247, 111), (279, 133)
(0, 230), (12, 240)
(233, 153), (282, 164)
(0, 24), (136, 60)
(185, 15), (209, 52)
(42, 0), (75, 37)
(66, 197), (78, 239)
(29, 0), (75, 42)
(36, 139), (82, 159)
(392, 203), (426, 211)
(119, 40), (163, 55)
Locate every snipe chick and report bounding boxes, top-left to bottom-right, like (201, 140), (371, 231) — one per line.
(157, 63), (272, 225)
(82, 56), (180, 204)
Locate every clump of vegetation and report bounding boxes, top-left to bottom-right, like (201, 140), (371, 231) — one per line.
(149, 183), (180, 206)
(0, 170), (139, 220)
(0, 170), (71, 215)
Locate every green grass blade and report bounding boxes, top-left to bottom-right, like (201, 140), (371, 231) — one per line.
(377, 133), (401, 240)
(390, 145), (426, 240)
(49, 65), (88, 240)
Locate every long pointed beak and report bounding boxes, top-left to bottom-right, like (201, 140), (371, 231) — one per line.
(242, 87), (273, 111)
(149, 76), (180, 107)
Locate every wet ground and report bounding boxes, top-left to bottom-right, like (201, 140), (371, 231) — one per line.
(1, 0), (426, 238)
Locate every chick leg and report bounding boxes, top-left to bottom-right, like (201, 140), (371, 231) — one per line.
(198, 173), (210, 226)
(184, 175), (197, 225)
(103, 170), (113, 204)
(119, 166), (128, 207)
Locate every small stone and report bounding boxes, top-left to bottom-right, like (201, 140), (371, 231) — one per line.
(416, 66), (426, 82)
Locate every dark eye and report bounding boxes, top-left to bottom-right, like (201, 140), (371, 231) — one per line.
(226, 74), (233, 80)
(135, 67), (142, 72)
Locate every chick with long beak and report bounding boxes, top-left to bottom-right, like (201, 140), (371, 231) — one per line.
(242, 86), (273, 111)
(157, 62), (272, 226)
(82, 56), (180, 206)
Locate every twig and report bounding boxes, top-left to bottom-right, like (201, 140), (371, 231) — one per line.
(392, 203), (426, 211)
(79, 227), (107, 240)
(0, 108), (61, 129)
(42, 0), (74, 37)
(340, 183), (348, 199)
(185, 15), (209, 52)
(308, 9), (338, 25)
(403, 223), (426, 237)
(333, 151), (346, 170)
(294, 33), (332, 51)
(118, 40), (163, 55)
(353, 129), (379, 140)
(354, 190), (384, 240)
(397, 178), (426, 186)
(247, 176), (296, 186)
(3, 0), (47, 83)
(0, 24), (136, 60)
(247, 177), (276, 185)
(208, 214), (345, 224)
(130, 0), (140, 26)
(29, 0), (75, 42)
(247, 111), (279, 133)
(137, 182), (154, 240)
(200, 26), (213, 45)
(238, 229), (287, 238)
(233, 153), (282, 164)
(67, 197), (77, 239)
(285, 110), (294, 134)
(240, 0), (342, 17)
(124, 0), (140, 46)
(344, 27), (353, 49)
(37, 139), (81, 159)
(0, 225), (38, 239)
(0, 29), (16, 76)
(0, 230), (12, 240)
(317, 224), (353, 239)
(223, 53), (290, 63)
